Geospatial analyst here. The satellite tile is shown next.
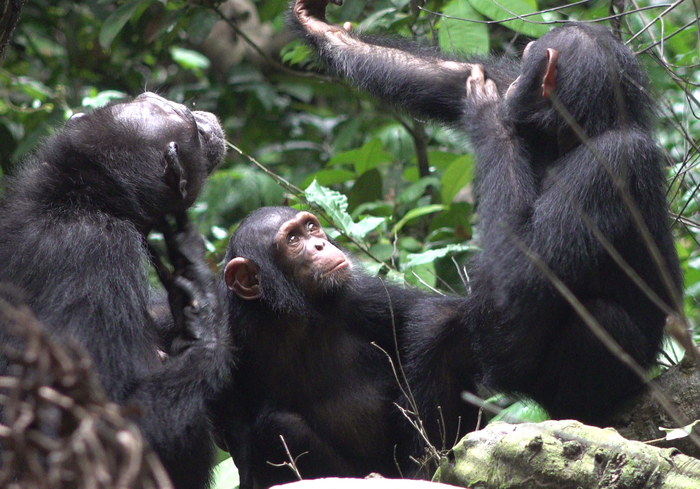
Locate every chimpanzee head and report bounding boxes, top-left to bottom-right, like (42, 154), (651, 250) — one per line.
(36, 92), (226, 231)
(223, 207), (353, 317)
(505, 23), (651, 137)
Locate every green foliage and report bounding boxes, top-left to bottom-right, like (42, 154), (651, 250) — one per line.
(212, 457), (239, 489)
(439, 0), (489, 55)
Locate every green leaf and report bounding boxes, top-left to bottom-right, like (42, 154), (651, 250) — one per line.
(81, 90), (128, 108)
(428, 151), (463, 170)
(401, 243), (478, 270)
(392, 204), (446, 235)
(170, 47), (211, 71)
(488, 399), (551, 424)
(356, 8), (397, 31)
(405, 261), (437, 289)
(351, 216), (386, 239)
(469, 0), (549, 38)
(441, 155), (474, 204)
(301, 169), (356, 189)
(327, 139), (393, 175)
(100, 0), (151, 50)
(12, 77), (53, 100)
(281, 41), (313, 66)
(339, 0), (369, 22)
(659, 421), (700, 441)
(348, 168), (383, 211)
(211, 457), (239, 489)
(438, 0), (489, 56)
(397, 177), (440, 205)
(304, 181), (386, 241)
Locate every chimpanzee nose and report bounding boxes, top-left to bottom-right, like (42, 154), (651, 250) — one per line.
(313, 238), (325, 251)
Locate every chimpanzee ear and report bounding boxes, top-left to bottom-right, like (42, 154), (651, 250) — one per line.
(224, 257), (261, 300)
(542, 48), (558, 98)
(163, 141), (188, 199)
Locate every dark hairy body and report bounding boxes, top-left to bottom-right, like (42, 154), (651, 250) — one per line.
(0, 93), (232, 488)
(214, 207), (432, 488)
(291, 0), (683, 455)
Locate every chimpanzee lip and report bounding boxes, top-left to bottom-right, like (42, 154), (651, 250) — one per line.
(323, 259), (349, 277)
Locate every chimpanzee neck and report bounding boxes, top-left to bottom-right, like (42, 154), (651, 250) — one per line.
(19, 159), (156, 234)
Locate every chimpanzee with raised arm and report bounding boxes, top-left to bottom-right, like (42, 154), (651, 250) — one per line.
(291, 0), (682, 455)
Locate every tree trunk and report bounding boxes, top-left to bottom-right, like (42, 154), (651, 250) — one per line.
(0, 0), (23, 62)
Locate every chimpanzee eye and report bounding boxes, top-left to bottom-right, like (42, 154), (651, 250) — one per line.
(307, 221), (317, 232)
(287, 234), (299, 245)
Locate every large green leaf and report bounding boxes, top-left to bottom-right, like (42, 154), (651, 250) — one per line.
(348, 168), (383, 211)
(301, 169), (357, 188)
(401, 243), (478, 270)
(438, 0), (489, 56)
(397, 177), (440, 205)
(392, 204), (446, 235)
(469, 0), (549, 38)
(305, 181), (386, 241)
(99, 0), (151, 49)
(211, 457), (239, 489)
(327, 138), (393, 175)
(170, 47), (211, 71)
(441, 155), (474, 204)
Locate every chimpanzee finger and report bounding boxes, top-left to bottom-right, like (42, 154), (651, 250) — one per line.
(172, 275), (201, 314)
(170, 222), (210, 278)
(148, 243), (176, 288)
(484, 79), (498, 101)
(295, 0), (331, 23)
(470, 65), (485, 84)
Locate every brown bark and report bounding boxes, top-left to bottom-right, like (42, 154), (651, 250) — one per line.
(0, 0), (23, 62)
(606, 356), (700, 458)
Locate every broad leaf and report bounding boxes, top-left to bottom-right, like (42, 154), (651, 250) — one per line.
(305, 181), (386, 241)
(401, 243), (478, 270)
(438, 0), (489, 56)
(392, 204), (446, 235)
(469, 0), (549, 38)
(327, 138), (393, 175)
(441, 155), (474, 204)
(100, 0), (150, 49)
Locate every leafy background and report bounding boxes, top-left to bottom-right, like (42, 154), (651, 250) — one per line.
(1, 0), (699, 486)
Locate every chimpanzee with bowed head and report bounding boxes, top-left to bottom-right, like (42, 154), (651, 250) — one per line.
(0, 93), (232, 488)
(291, 0), (682, 455)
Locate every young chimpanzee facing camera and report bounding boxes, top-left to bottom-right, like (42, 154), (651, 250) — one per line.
(0, 93), (232, 489)
(214, 207), (451, 488)
(291, 0), (683, 460)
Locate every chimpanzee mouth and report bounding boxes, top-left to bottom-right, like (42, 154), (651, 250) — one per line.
(323, 259), (350, 277)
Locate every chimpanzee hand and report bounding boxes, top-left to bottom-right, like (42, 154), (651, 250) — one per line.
(294, 0), (353, 36)
(150, 213), (225, 356)
(466, 65), (499, 107)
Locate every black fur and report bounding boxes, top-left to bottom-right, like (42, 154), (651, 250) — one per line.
(291, 1), (682, 454)
(0, 93), (232, 489)
(214, 207), (428, 488)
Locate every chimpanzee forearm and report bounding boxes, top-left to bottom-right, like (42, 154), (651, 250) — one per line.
(129, 345), (231, 488)
(290, 0), (518, 125)
(131, 216), (232, 488)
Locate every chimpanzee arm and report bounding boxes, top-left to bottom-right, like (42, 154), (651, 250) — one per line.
(475, 128), (665, 306)
(129, 217), (232, 487)
(460, 67), (666, 303)
(290, 0), (518, 125)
